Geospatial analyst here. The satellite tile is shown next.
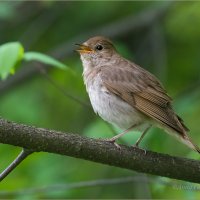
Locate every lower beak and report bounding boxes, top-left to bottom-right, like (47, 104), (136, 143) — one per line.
(75, 44), (94, 54)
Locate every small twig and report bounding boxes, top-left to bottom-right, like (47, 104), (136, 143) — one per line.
(0, 176), (171, 196)
(0, 148), (33, 182)
(36, 65), (91, 108)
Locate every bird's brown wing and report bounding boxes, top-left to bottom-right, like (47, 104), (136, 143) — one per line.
(100, 64), (188, 135)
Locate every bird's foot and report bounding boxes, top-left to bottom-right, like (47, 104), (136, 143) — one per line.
(100, 138), (121, 150)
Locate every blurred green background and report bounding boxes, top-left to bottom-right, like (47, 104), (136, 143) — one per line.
(0, 1), (200, 199)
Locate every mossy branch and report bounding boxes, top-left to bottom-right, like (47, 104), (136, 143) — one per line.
(0, 117), (200, 183)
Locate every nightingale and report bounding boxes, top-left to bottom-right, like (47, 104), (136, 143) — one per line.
(76, 36), (200, 153)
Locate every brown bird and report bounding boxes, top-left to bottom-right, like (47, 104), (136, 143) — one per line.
(76, 36), (200, 153)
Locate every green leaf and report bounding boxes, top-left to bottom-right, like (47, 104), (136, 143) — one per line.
(23, 52), (68, 70)
(0, 42), (24, 80)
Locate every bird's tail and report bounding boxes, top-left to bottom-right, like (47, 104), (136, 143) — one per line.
(177, 133), (200, 154)
(169, 115), (200, 153)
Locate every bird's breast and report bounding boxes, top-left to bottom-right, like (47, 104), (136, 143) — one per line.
(84, 72), (144, 129)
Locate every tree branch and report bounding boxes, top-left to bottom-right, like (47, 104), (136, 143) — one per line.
(0, 118), (200, 183)
(0, 148), (33, 181)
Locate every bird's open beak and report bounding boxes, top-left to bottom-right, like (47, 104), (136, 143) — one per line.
(75, 44), (94, 54)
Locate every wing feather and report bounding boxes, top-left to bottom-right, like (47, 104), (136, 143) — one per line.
(100, 63), (188, 135)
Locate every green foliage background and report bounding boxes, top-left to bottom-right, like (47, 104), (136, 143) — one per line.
(0, 1), (200, 199)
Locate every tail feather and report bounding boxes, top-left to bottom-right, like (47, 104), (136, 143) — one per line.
(164, 114), (200, 153)
(182, 134), (200, 154)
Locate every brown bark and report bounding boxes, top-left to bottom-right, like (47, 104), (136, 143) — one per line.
(0, 118), (200, 183)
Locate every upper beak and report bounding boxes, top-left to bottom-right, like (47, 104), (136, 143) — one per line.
(75, 44), (94, 54)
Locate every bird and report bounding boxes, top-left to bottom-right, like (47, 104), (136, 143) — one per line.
(76, 36), (200, 153)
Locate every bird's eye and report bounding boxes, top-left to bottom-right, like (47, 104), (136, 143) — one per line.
(95, 44), (103, 51)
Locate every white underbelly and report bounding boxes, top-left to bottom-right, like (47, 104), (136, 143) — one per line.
(86, 79), (144, 130)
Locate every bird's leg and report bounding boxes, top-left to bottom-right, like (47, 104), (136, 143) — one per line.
(133, 125), (152, 148)
(104, 124), (139, 149)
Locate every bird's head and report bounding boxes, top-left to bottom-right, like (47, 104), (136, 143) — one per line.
(76, 36), (118, 69)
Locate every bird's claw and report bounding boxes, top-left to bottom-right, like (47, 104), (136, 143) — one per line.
(100, 138), (121, 150)
(132, 144), (147, 155)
